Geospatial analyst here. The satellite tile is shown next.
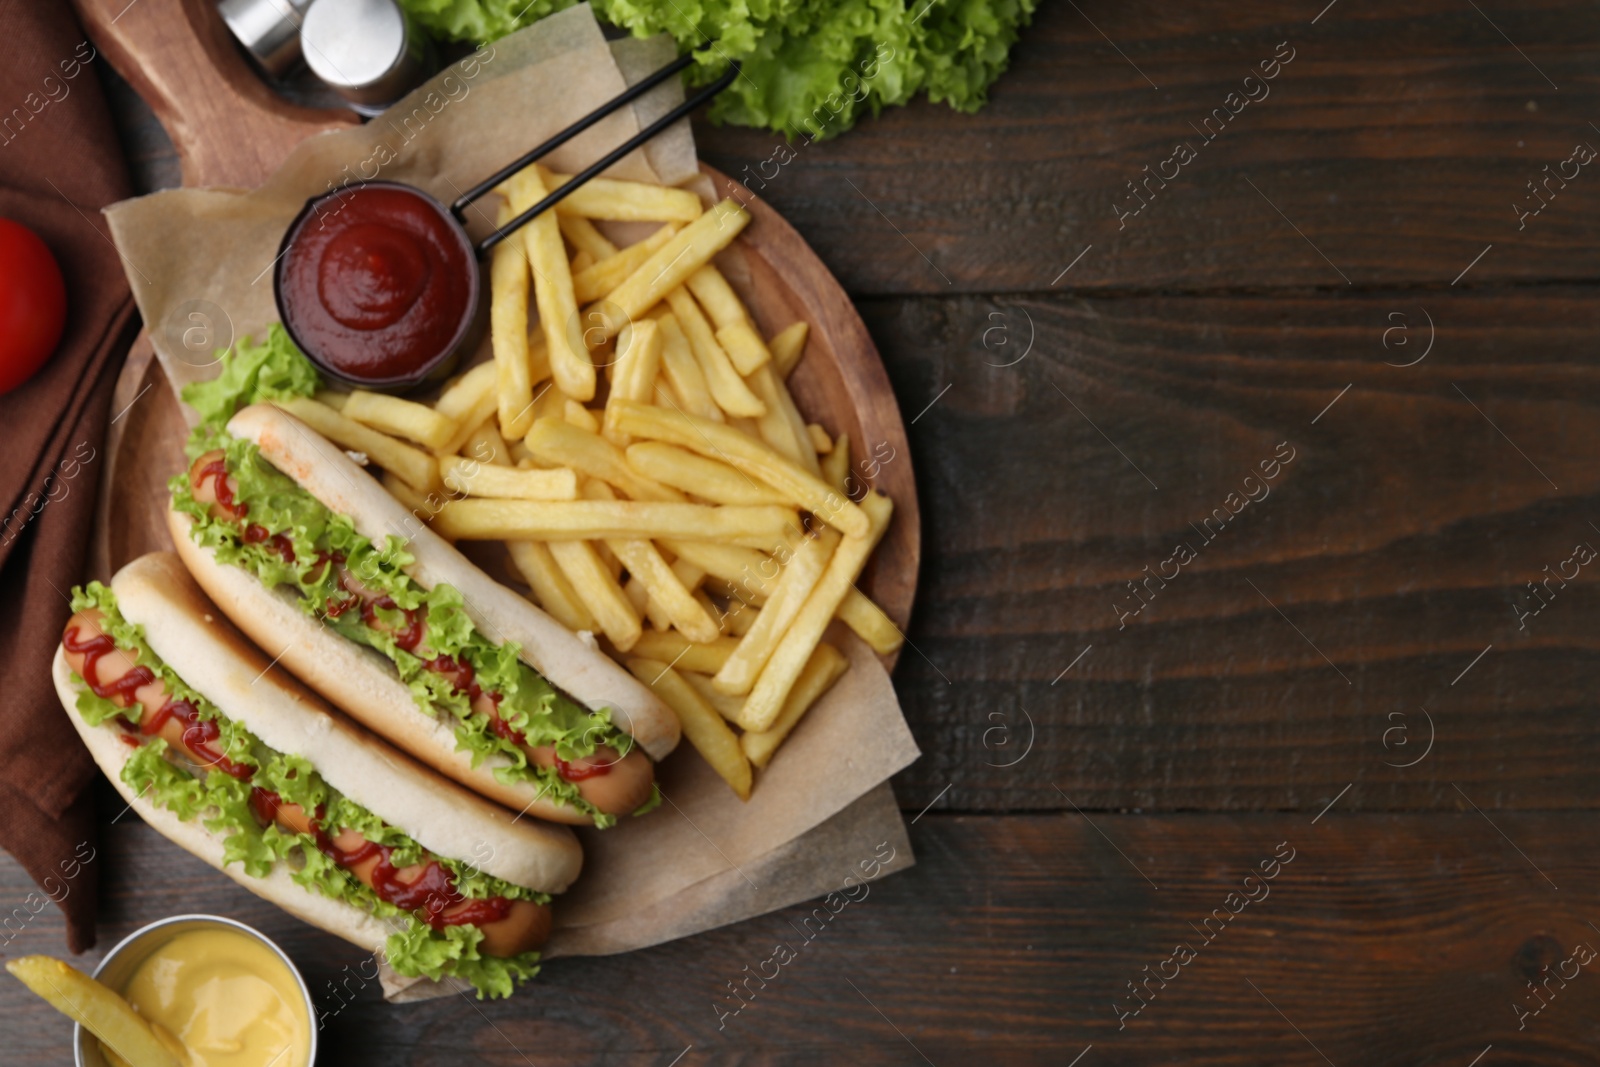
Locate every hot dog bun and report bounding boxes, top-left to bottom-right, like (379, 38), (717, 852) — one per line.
(236, 402), (677, 759)
(169, 403), (677, 824)
(53, 553), (583, 955)
(52, 647), (393, 955)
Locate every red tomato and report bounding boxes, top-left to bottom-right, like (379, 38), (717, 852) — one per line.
(0, 218), (67, 395)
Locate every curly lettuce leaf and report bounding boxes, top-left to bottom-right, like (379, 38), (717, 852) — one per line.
(122, 741), (211, 820)
(385, 922), (541, 999)
(181, 324), (321, 457)
(395, 0), (1036, 140)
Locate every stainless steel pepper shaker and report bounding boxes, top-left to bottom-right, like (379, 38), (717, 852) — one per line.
(299, 0), (438, 116)
(218, 0), (315, 78)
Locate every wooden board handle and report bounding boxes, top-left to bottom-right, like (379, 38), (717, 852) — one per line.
(72, 0), (356, 188)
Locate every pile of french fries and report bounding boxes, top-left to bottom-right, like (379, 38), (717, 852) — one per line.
(278, 167), (903, 800)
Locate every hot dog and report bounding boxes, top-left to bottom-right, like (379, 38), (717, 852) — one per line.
(169, 391), (678, 828)
(53, 553), (582, 999)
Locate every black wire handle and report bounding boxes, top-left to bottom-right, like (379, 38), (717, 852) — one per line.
(458, 54), (741, 255)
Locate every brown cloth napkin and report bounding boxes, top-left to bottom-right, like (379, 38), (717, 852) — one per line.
(0, 0), (139, 953)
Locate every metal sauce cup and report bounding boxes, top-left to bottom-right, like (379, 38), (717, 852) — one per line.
(74, 914), (318, 1067)
(274, 53), (739, 394)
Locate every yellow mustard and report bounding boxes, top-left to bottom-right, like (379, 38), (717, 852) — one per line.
(114, 928), (311, 1067)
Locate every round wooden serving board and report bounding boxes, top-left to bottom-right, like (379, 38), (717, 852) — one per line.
(76, 0), (920, 662)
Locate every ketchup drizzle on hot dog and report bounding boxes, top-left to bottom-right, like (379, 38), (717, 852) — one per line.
(249, 786), (510, 929)
(62, 625), (153, 702)
(363, 595), (423, 651)
(195, 457), (248, 521)
(63, 625), (252, 778)
(242, 523), (296, 562)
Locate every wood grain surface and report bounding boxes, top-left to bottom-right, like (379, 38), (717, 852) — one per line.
(5, 804), (1600, 1065)
(5, 0), (1600, 1062)
(697, 0), (1600, 295)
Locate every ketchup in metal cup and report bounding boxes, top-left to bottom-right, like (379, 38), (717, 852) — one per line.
(270, 55), (740, 392)
(275, 182), (479, 389)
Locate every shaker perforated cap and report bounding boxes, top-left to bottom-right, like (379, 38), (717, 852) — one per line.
(300, 0), (436, 115)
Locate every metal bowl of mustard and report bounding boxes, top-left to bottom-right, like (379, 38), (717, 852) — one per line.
(75, 914), (316, 1067)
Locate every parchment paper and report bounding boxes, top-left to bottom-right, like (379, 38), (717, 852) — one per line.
(101, 5), (921, 1000)
(106, 4), (691, 396)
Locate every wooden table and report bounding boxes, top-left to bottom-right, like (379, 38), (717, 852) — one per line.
(7, 1), (1600, 1062)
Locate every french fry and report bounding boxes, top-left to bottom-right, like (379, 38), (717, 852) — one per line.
(512, 166), (594, 401)
(507, 539), (597, 633)
(760, 361), (820, 473)
(677, 544), (902, 656)
(434, 360), (500, 455)
(431, 498), (800, 547)
(317, 389), (348, 411)
(738, 491), (892, 731)
(548, 538), (641, 650)
(609, 400), (868, 536)
(440, 455), (578, 500)
(558, 213), (617, 261)
(715, 319), (772, 377)
(653, 381), (678, 409)
(625, 442), (790, 506)
(6, 956), (185, 1067)
(694, 588), (730, 633)
(740, 643), (849, 768)
(768, 321), (809, 378)
(743, 362), (812, 470)
(564, 399), (601, 433)
(570, 249), (595, 273)
(594, 535), (624, 581)
(603, 319), (662, 445)
(625, 657), (751, 799)
(655, 312), (722, 422)
(836, 585), (904, 654)
(627, 630), (741, 673)
(616, 413), (895, 652)
(276, 396), (440, 493)
(525, 329), (553, 387)
(616, 542), (718, 642)
(666, 288), (765, 418)
(684, 265), (747, 330)
(463, 417), (514, 467)
(624, 574), (651, 619)
(583, 199), (749, 342)
(672, 557), (707, 596)
(490, 200), (536, 439)
(683, 669), (747, 723)
(714, 528), (840, 695)
(660, 540), (775, 608)
(574, 223), (678, 305)
(808, 423), (833, 453)
(525, 416), (682, 502)
(545, 170), (705, 222)
(382, 470), (442, 524)
(822, 431), (852, 494)
(585, 481), (722, 644)
(722, 598), (760, 636)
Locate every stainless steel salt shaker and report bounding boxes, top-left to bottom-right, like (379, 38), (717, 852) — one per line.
(299, 0), (437, 116)
(218, 0), (315, 78)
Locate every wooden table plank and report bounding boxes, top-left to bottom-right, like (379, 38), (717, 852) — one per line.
(103, 2), (1600, 296)
(870, 285), (1600, 811)
(695, 0), (1600, 294)
(4, 808), (1598, 1064)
